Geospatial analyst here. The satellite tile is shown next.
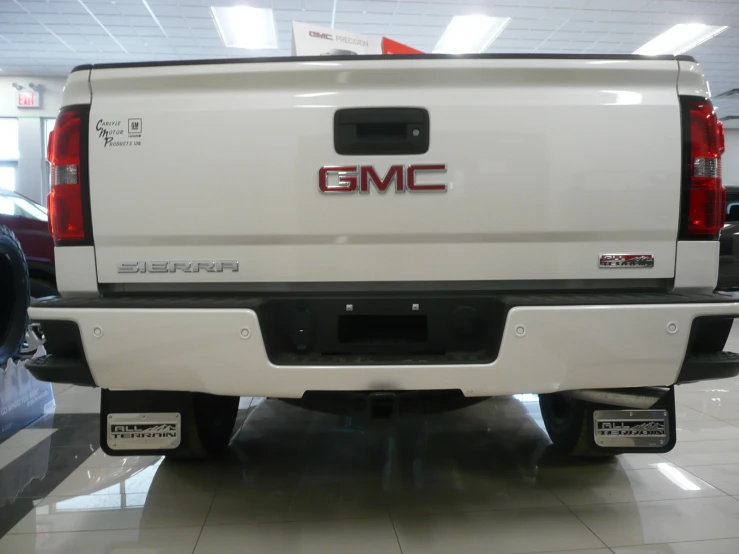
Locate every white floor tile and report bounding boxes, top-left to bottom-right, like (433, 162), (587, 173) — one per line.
(532, 551), (611, 554)
(0, 429), (55, 470)
(195, 518), (401, 554)
(615, 454), (671, 471)
(0, 527), (202, 554)
(675, 404), (719, 422)
(661, 439), (739, 467)
(13, 382), (739, 554)
(388, 484), (563, 516)
(206, 485), (389, 525)
(612, 538), (739, 553)
(9, 492), (214, 533)
(49, 459), (224, 496)
(52, 387), (100, 414)
(78, 448), (163, 469)
(52, 383), (74, 396)
(238, 397), (254, 409)
(392, 506), (604, 554)
(547, 466), (724, 507)
(682, 464), (739, 495)
(571, 496), (739, 547)
(676, 419), (739, 442)
(676, 391), (739, 420)
(677, 378), (739, 393)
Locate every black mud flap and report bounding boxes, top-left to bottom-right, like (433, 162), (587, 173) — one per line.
(587, 386), (677, 454)
(100, 389), (192, 457)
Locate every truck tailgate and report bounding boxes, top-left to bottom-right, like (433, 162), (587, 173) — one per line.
(86, 57), (681, 284)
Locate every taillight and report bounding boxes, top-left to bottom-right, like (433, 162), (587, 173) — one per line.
(48, 106), (88, 243)
(680, 97), (725, 239)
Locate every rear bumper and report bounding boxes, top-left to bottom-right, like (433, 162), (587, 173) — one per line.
(27, 292), (739, 398)
(718, 254), (739, 291)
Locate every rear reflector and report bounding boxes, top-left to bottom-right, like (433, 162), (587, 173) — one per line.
(48, 107), (87, 243)
(680, 97), (725, 239)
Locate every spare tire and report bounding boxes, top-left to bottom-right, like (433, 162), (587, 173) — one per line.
(0, 225), (30, 368)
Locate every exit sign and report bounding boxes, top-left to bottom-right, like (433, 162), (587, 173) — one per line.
(16, 91), (39, 108)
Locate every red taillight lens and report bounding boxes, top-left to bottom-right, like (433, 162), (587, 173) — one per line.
(682, 98), (725, 238)
(48, 107), (85, 242)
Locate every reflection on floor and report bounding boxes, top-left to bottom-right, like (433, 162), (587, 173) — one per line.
(5, 379), (739, 551)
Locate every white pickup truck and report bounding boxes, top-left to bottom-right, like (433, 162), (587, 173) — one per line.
(28, 53), (738, 460)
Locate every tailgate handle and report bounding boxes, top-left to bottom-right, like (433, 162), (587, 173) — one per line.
(334, 108), (429, 155)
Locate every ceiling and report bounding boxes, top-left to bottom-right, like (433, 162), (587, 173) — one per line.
(1, 0), (739, 119)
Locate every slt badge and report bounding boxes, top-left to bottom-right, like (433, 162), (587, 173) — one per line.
(599, 254), (654, 268)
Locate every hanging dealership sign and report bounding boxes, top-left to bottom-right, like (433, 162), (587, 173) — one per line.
(291, 21), (383, 56)
(16, 90), (40, 108)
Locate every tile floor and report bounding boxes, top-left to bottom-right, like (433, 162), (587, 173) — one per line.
(5, 340), (739, 552)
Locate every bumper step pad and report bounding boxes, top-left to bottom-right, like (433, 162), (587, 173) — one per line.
(677, 351), (739, 384)
(25, 354), (95, 387)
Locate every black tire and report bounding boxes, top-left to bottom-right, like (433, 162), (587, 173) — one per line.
(0, 225), (30, 368)
(29, 278), (57, 300)
(167, 393), (240, 461)
(538, 393), (613, 458)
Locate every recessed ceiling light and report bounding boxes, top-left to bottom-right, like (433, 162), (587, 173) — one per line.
(634, 23), (728, 56)
(433, 15), (510, 54)
(211, 6), (278, 49)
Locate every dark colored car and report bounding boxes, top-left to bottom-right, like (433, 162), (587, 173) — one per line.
(0, 189), (57, 298)
(718, 185), (739, 291)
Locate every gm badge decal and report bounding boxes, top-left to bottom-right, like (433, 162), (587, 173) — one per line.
(599, 254), (654, 268)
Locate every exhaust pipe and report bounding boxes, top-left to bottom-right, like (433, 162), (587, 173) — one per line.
(565, 387), (669, 409)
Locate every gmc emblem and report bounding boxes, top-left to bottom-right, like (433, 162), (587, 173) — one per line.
(310, 31), (333, 40)
(319, 164), (447, 193)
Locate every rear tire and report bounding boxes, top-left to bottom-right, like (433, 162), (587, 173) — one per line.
(0, 225), (30, 368)
(538, 393), (613, 458)
(167, 393), (240, 461)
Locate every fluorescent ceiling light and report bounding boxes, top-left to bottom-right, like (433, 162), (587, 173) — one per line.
(433, 15), (510, 54)
(634, 23), (728, 56)
(211, 6), (277, 49)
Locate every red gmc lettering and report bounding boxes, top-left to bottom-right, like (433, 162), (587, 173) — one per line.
(319, 166), (358, 192)
(319, 165), (447, 193)
(360, 166), (404, 193)
(407, 164), (447, 191)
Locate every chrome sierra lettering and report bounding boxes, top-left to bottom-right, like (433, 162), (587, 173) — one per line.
(117, 261), (239, 273)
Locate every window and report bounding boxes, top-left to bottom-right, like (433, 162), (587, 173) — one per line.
(0, 118), (19, 192)
(728, 201), (739, 223)
(0, 166), (15, 192)
(44, 118), (55, 157)
(42, 118), (56, 196)
(0, 119), (19, 160)
(0, 191), (47, 219)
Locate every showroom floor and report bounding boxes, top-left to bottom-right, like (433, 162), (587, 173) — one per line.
(5, 335), (739, 553)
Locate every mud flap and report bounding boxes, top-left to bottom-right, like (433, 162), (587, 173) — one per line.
(587, 386), (676, 454)
(100, 389), (193, 457)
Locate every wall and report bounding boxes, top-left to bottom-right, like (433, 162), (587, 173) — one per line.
(0, 76), (66, 203)
(725, 129), (739, 187)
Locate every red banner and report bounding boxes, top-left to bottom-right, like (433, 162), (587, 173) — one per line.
(382, 38), (423, 55)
